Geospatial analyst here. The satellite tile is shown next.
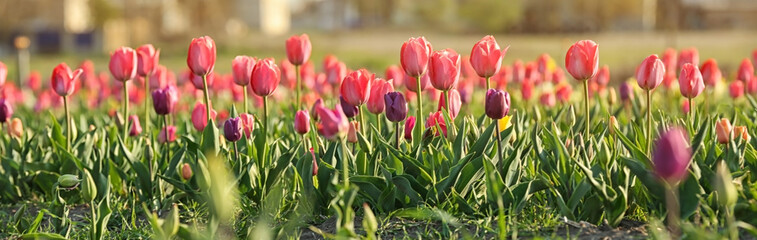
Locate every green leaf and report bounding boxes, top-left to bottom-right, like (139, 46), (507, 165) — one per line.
(202, 120), (221, 155)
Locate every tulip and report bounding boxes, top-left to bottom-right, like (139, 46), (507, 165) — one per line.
(619, 82), (633, 103)
(404, 72), (429, 93)
(0, 61), (6, 87)
(8, 117), (22, 138)
(340, 69), (374, 106)
(129, 115), (142, 137)
(511, 60), (525, 83)
(700, 59), (721, 88)
(224, 117), (243, 143)
(749, 79), (757, 95)
(158, 126), (177, 144)
(150, 65), (168, 89)
(653, 127), (691, 184)
(137, 44), (160, 77)
(437, 89), (462, 119)
(636, 54), (666, 154)
(536, 54), (554, 84)
(232, 56), (256, 113)
(109, 47), (138, 82)
(152, 86), (179, 115)
(425, 111), (447, 137)
(737, 58), (754, 86)
(310, 148), (319, 176)
(470, 35), (508, 89)
(0, 99), (12, 123)
(250, 58), (280, 97)
(367, 78), (394, 115)
(295, 110), (310, 135)
(384, 92), (408, 147)
(316, 105), (350, 141)
(181, 163), (193, 181)
(401, 37), (433, 77)
(191, 102), (217, 132)
(27, 71), (41, 92)
(385, 65), (404, 87)
(555, 84), (572, 104)
(311, 99), (324, 121)
(608, 88), (617, 107)
(729, 81), (744, 99)
(734, 126), (750, 142)
(680, 101), (690, 115)
(485, 89), (511, 120)
(679, 63), (704, 119)
(347, 121), (359, 143)
(324, 56), (347, 86)
(429, 49), (461, 91)
(565, 40), (599, 139)
(609, 116), (619, 135)
(187, 36), (216, 76)
(404, 116), (416, 141)
(592, 65), (610, 91)
(539, 93), (556, 108)
(340, 96), (360, 118)
(715, 118), (732, 144)
(677, 48), (699, 72)
(51, 63), (83, 150)
(662, 48), (678, 75)
(239, 113), (255, 138)
(286, 34), (312, 109)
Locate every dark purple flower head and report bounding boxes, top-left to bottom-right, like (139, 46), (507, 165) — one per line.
(384, 92), (408, 122)
(485, 89), (510, 119)
(340, 96), (359, 118)
(224, 117), (243, 142)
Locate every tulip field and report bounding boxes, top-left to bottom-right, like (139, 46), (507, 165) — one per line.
(2, 33), (757, 240)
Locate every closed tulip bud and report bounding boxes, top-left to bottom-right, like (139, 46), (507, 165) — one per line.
(8, 118), (22, 138)
(316, 105), (350, 141)
(192, 102), (217, 132)
(340, 69), (374, 106)
(737, 58), (754, 83)
(384, 92), (408, 122)
(81, 169), (97, 202)
(404, 72), (430, 93)
(715, 118), (732, 144)
(109, 47), (138, 82)
(636, 54), (666, 91)
(129, 115), (142, 136)
(58, 174), (80, 188)
(619, 82), (633, 102)
(347, 121), (359, 143)
(734, 126), (750, 142)
(679, 63), (704, 98)
(555, 84), (572, 103)
(713, 161), (737, 207)
(187, 36), (216, 76)
(239, 113), (255, 138)
(567, 105), (577, 127)
(285, 34), (312, 65)
(0, 62), (6, 86)
(51, 63), (84, 97)
(653, 127), (691, 183)
(152, 86), (179, 115)
(470, 35), (508, 78)
(608, 88), (617, 106)
(404, 116), (416, 140)
(159, 126), (177, 144)
(609, 116), (619, 135)
(539, 93), (556, 108)
(367, 78), (394, 114)
(385, 65), (404, 86)
(311, 99), (324, 121)
(425, 111), (448, 137)
(401, 37), (433, 77)
(223, 117), (243, 142)
(565, 40), (599, 81)
(340, 96), (359, 118)
(429, 49), (461, 91)
(294, 110), (310, 134)
(729, 81), (744, 99)
(485, 89), (511, 119)
(232, 56), (256, 86)
(250, 58), (280, 97)
(137, 44), (160, 77)
(437, 89), (462, 119)
(0, 99), (12, 123)
(181, 163), (193, 181)
(700, 59), (721, 88)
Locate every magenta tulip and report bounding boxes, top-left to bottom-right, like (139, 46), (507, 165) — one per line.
(109, 47), (138, 82)
(294, 110), (310, 135)
(428, 49), (461, 91)
(286, 34), (312, 66)
(400, 37), (433, 77)
(250, 58), (281, 97)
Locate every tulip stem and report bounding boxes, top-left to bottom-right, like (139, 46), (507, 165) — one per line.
(375, 114), (381, 136)
(63, 96), (71, 151)
(583, 80), (590, 138)
(495, 119), (504, 166)
(295, 65), (301, 111)
(647, 89), (652, 155)
(395, 122), (401, 149)
(664, 182), (680, 238)
(123, 82), (129, 140)
(485, 76), (491, 91)
(234, 141), (239, 163)
(144, 75), (151, 138)
(359, 105), (366, 137)
(340, 138), (350, 188)
(243, 87), (248, 114)
(443, 90), (455, 142)
(202, 74), (212, 124)
(164, 115), (170, 164)
(688, 97), (693, 125)
(263, 96), (268, 147)
(414, 76), (424, 145)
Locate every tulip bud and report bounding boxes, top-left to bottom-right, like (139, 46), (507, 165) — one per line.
(129, 115), (142, 137)
(152, 86), (179, 115)
(81, 169), (97, 202)
(367, 78), (394, 114)
(137, 44), (160, 77)
(437, 89), (462, 119)
(8, 118), (23, 138)
(700, 59), (721, 88)
(679, 63), (704, 99)
(223, 117), (243, 142)
(340, 69), (374, 106)
(734, 126), (750, 142)
(311, 99), (324, 121)
(340, 96), (359, 118)
(285, 34), (312, 65)
(636, 54), (666, 91)
(294, 110), (310, 135)
(0, 61), (6, 86)
(555, 84), (572, 104)
(619, 82), (633, 102)
(250, 58), (281, 97)
(729, 81), (744, 99)
(187, 36), (217, 76)
(109, 47), (138, 82)
(539, 93), (556, 108)
(607, 88), (617, 106)
(159, 126), (177, 144)
(0, 99), (13, 123)
(713, 161), (737, 207)
(566, 105), (577, 127)
(58, 174), (80, 188)
(565, 40), (599, 81)
(384, 92), (408, 122)
(653, 127), (691, 183)
(181, 163), (193, 181)
(239, 113), (255, 138)
(485, 89), (511, 120)
(347, 121), (359, 143)
(232, 56), (256, 86)
(310, 148), (319, 176)
(609, 116), (619, 135)
(401, 37), (433, 77)
(404, 116), (416, 141)
(144, 141), (154, 162)
(715, 118), (732, 144)
(737, 58), (754, 83)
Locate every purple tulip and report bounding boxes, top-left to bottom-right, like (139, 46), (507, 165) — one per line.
(384, 92), (408, 122)
(224, 117), (243, 142)
(152, 86), (179, 115)
(619, 82), (633, 102)
(340, 96), (359, 118)
(653, 127), (692, 183)
(0, 99), (12, 123)
(485, 89), (510, 119)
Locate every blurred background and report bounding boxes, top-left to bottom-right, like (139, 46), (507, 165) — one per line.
(0, 0), (756, 86)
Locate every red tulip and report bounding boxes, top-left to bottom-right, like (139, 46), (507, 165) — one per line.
(404, 116), (416, 140)
(662, 48), (677, 75)
(158, 126), (177, 144)
(187, 36), (216, 76)
(551, 67), (565, 85)
(385, 65), (404, 87)
(239, 113), (255, 138)
(679, 63), (704, 99)
(316, 105), (350, 141)
(748, 79), (757, 95)
(286, 34), (312, 65)
(429, 49), (461, 91)
(470, 35), (507, 78)
(536, 54), (553, 83)
(539, 92), (556, 108)
(129, 115), (142, 136)
(555, 84), (572, 103)
(324, 56), (347, 86)
(636, 54), (666, 91)
(677, 48), (699, 72)
(592, 65), (610, 89)
(729, 81), (744, 99)
(700, 59), (721, 87)
(737, 58), (754, 82)
(521, 81), (533, 100)
(294, 110), (310, 134)
(250, 58), (281, 97)
(150, 65), (168, 89)
(340, 69), (374, 106)
(109, 47), (138, 82)
(511, 60), (525, 83)
(27, 71), (41, 92)
(404, 71), (429, 93)
(437, 89), (461, 119)
(137, 44), (160, 77)
(401, 37), (433, 77)
(564, 40), (599, 81)
(0, 61), (6, 86)
(232, 56), (256, 86)
(191, 102), (217, 132)
(425, 111), (447, 137)
(51, 63), (84, 97)
(524, 62), (541, 84)
(367, 78), (394, 114)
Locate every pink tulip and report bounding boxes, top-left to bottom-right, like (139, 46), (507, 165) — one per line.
(187, 36), (216, 76)
(401, 37), (433, 77)
(324, 56), (347, 86)
(27, 71), (42, 92)
(636, 54), (666, 91)
(565, 40), (599, 81)
(428, 49), (461, 91)
(511, 60), (525, 83)
(51, 63), (84, 97)
(700, 59), (721, 88)
(340, 69), (374, 106)
(232, 56), (256, 86)
(536, 54), (553, 83)
(280, 59), (296, 89)
(748, 79), (757, 95)
(385, 65), (404, 87)
(239, 113), (255, 138)
(681, 101), (690, 115)
(404, 71), (429, 93)
(555, 84), (572, 103)
(729, 81), (744, 99)
(521, 81), (533, 100)
(367, 78), (394, 114)
(137, 44), (160, 77)
(316, 105), (350, 141)
(150, 65), (168, 89)
(191, 102), (217, 132)
(0, 61), (6, 87)
(662, 48), (677, 75)
(109, 47), (138, 82)
(737, 58), (754, 82)
(158, 126), (177, 144)
(677, 48), (699, 72)
(294, 110), (310, 134)
(250, 58), (281, 97)
(425, 111), (447, 137)
(470, 35), (508, 78)
(190, 72), (215, 90)
(592, 65), (610, 89)
(551, 67), (565, 85)
(679, 63), (704, 99)
(437, 89), (461, 119)
(539, 92), (556, 108)
(286, 34), (312, 65)
(404, 116), (416, 140)
(129, 115), (142, 136)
